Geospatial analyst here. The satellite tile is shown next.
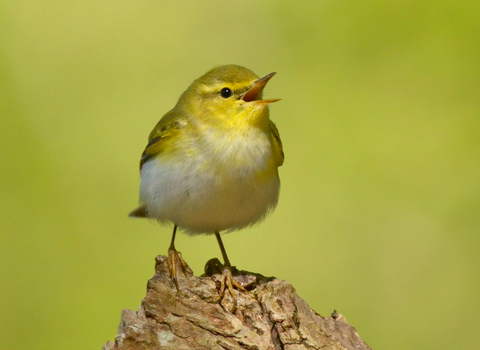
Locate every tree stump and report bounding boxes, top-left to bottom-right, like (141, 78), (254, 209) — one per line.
(103, 255), (371, 350)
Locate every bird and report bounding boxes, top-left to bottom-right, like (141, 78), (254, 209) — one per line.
(129, 64), (283, 305)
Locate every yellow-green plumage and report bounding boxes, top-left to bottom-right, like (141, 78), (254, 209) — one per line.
(131, 65), (283, 235)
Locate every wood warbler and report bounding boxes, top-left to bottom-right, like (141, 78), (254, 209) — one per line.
(130, 65), (283, 303)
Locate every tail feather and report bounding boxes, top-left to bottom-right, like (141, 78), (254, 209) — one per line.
(129, 205), (147, 218)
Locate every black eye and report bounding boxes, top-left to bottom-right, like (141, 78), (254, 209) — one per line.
(220, 87), (232, 98)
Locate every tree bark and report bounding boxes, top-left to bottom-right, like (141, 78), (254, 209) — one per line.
(103, 255), (371, 350)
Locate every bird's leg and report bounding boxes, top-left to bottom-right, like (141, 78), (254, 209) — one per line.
(167, 224), (190, 289)
(215, 232), (247, 311)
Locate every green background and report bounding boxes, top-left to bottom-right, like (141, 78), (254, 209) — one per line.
(1, 1), (479, 349)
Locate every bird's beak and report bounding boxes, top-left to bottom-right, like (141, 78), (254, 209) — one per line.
(242, 72), (281, 104)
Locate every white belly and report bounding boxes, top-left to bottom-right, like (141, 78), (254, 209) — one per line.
(139, 157), (280, 235)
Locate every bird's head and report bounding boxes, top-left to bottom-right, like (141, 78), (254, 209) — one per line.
(177, 65), (280, 129)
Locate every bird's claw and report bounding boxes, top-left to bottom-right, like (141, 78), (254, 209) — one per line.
(205, 262), (246, 313)
(220, 265), (247, 309)
(167, 248), (191, 289)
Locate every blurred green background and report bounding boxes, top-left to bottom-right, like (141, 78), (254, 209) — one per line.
(1, 1), (479, 349)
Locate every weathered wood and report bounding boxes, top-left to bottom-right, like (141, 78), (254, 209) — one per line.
(103, 256), (371, 350)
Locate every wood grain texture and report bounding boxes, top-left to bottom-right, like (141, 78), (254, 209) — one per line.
(103, 256), (371, 350)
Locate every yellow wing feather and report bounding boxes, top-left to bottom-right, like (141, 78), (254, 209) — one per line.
(139, 110), (185, 170)
(269, 120), (284, 167)
(131, 111), (186, 217)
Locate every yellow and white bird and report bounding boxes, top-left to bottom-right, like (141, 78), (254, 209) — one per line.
(130, 65), (283, 300)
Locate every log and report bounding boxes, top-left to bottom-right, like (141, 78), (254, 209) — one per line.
(103, 255), (371, 350)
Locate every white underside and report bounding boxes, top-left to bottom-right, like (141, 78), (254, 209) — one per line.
(139, 131), (280, 235)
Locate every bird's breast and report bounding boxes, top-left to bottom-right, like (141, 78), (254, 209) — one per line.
(197, 126), (274, 177)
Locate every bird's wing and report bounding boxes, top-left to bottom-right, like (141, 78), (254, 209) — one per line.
(139, 110), (186, 170)
(130, 111), (186, 218)
(269, 120), (284, 167)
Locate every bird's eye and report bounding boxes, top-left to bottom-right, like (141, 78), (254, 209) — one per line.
(220, 87), (232, 98)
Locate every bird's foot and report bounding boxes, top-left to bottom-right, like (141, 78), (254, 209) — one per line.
(219, 265), (248, 312)
(168, 248), (192, 289)
(205, 258), (247, 312)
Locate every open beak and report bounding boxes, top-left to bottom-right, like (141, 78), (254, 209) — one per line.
(242, 72), (281, 104)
